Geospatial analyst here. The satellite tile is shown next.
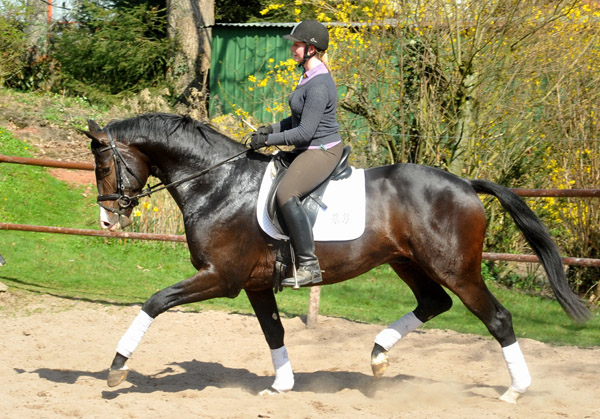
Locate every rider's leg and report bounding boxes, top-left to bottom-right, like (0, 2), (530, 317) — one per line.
(276, 143), (343, 287)
(279, 196), (322, 286)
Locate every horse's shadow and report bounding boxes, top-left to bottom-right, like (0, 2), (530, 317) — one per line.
(22, 360), (505, 400)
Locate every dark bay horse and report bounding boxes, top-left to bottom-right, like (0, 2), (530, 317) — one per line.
(85, 113), (589, 403)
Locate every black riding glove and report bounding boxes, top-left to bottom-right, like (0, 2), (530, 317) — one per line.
(255, 125), (273, 135)
(250, 132), (268, 150)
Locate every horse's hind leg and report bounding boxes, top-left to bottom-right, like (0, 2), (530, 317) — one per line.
(371, 262), (453, 377)
(447, 276), (531, 403)
(246, 288), (294, 394)
(374, 260), (531, 403)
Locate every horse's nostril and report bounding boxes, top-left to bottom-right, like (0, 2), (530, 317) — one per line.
(101, 221), (111, 229)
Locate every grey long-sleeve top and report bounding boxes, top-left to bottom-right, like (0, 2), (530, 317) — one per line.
(267, 72), (342, 149)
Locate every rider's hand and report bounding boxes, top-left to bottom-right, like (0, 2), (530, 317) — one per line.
(255, 125), (273, 136)
(250, 132), (268, 150)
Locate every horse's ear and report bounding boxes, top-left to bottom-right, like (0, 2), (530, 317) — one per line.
(83, 124), (108, 152)
(84, 131), (102, 151)
(87, 119), (102, 132)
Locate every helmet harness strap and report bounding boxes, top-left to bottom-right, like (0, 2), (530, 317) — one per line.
(300, 42), (318, 71)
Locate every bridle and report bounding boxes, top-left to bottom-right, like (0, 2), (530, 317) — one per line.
(95, 130), (147, 215)
(95, 129), (249, 216)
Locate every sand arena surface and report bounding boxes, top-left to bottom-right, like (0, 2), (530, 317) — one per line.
(0, 291), (598, 419)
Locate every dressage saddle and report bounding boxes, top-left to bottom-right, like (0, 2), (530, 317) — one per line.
(265, 145), (352, 232)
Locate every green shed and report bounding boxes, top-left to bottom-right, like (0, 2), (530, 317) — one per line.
(209, 22), (296, 124)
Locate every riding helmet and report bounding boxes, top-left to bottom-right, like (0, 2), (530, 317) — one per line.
(284, 20), (329, 51)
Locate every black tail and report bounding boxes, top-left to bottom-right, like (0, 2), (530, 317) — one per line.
(470, 179), (590, 324)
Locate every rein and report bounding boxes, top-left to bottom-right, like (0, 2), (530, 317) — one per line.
(96, 129), (249, 215)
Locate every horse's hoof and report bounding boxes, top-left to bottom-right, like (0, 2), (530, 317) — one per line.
(371, 350), (389, 379)
(258, 387), (283, 396)
(107, 366), (129, 387)
(499, 387), (522, 404)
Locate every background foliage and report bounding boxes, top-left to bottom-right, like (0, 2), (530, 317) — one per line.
(2, 0), (174, 102)
(0, 0), (29, 87)
(253, 0), (600, 297)
(53, 1), (174, 98)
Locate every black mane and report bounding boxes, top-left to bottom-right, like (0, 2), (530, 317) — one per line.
(104, 113), (240, 149)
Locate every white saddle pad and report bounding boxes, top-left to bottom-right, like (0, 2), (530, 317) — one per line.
(256, 159), (366, 242)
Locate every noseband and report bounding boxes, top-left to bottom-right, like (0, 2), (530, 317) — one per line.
(95, 129), (250, 216)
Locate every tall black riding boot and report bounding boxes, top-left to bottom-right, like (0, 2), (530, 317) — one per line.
(279, 197), (322, 288)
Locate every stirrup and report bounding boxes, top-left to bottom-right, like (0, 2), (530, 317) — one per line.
(281, 265), (323, 289)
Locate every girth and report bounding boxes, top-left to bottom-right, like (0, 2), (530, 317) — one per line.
(265, 145), (352, 232)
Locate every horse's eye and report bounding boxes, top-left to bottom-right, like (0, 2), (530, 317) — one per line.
(97, 166), (111, 177)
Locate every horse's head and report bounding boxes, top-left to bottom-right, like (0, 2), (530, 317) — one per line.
(85, 120), (151, 230)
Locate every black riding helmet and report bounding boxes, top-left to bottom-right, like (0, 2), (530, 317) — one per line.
(284, 20), (329, 67)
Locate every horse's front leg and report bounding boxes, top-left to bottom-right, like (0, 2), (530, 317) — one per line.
(245, 288), (294, 394)
(107, 270), (229, 387)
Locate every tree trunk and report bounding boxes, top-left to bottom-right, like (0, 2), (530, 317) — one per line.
(448, 68), (478, 176)
(167, 0), (214, 117)
(25, 0), (48, 56)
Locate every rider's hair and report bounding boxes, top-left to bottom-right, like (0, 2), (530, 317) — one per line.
(317, 50), (332, 76)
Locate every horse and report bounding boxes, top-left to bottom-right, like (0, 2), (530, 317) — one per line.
(85, 113), (589, 404)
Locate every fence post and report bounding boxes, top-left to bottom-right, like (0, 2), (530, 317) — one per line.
(0, 254), (6, 292)
(307, 286), (321, 328)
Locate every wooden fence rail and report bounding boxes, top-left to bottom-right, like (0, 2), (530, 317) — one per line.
(2, 223), (599, 267)
(2, 153), (599, 266)
(0, 223), (186, 243)
(0, 154), (94, 170)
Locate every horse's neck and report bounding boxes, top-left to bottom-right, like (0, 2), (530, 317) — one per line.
(141, 134), (238, 180)
(140, 136), (261, 215)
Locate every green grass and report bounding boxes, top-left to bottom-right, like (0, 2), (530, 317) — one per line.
(1, 127), (599, 347)
(0, 89), (110, 131)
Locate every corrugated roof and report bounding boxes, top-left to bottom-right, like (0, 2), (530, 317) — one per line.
(214, 22), (296, 28)
(213, 21), (383, 28)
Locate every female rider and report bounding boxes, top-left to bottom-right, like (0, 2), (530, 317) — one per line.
(250, 20), (343, 288)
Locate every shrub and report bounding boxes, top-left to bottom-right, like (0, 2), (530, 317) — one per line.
(0, 0), (28, 86)
(51, 1), (175, 97)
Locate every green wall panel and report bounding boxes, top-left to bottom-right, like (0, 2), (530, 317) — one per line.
(210, 24), (295, 123)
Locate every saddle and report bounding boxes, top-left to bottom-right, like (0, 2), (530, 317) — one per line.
(267, 145), (352, 292)
(265, 145), (352, 232)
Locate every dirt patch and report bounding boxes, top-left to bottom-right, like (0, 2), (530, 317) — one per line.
(48, 168), (96, 186)
(0, 291), (598, 418)
(0, 90), (110, 184)
(0, 117), (93, 164)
